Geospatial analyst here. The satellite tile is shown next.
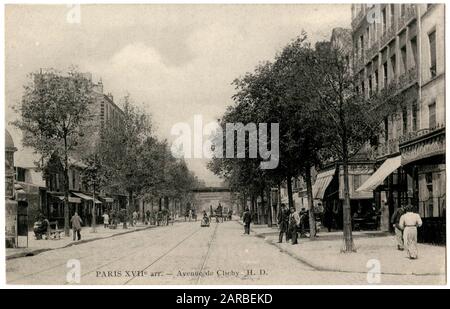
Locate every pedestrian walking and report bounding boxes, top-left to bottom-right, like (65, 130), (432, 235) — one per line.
(242, 208), (252, 235)
(399, 205), (423, 259)
(277, 204), (289, 243)
(70, 212), (83, 241)
(102, 212), (109, 228)
(288, 207), (301, 245)
(391, 204), (406, 251)
(132, 210), (138, 227)
(145, 210), (151, 225)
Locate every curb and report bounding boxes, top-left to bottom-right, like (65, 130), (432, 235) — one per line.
(239, 221), (445, 277)
(6, 225), (156, 261)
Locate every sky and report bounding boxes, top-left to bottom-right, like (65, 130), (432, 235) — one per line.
(5, 4), (351, 186)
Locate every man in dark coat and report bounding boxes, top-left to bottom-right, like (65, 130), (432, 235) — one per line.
(391, 204), (406, 250)
(242, 208), (252, 234)
(277, 204), (289, 243)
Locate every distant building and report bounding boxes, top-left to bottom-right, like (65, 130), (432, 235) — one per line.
(352, 4), (445, 243)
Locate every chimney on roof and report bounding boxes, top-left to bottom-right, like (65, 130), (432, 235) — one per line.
(107, 93), (114, 101)
(93, 78), (104, 94)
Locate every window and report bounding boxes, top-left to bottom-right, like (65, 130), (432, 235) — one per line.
(400, 4), (406, 17)
(16, 167), (26, 182)
(72, 170), (76, 190)
(428, 102), (436, 128)
(383, 62), (388, 87)
(402, 108), (408, 134)
(412, 104), (418, 131)
(390, 4), (395, 28)
(410, 37), (417, 67)
(353, 175), (361, 191)
(359, 35), (364, 57)
(374, 70), (379, 92)
(368, 77), (372, 96)
(401, 46), (407, 74)
(384, 117), (389, 142)
(366, 27), (370, 46)
(55, 174), (60, 191)
(382, 7), (387, 33)
(390, 54), (396, 79)
(429, 30), (437, 77)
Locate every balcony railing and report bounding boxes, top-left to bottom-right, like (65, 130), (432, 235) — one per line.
(352, 9), (365, 29)
(365, 41), (379, 61)
(399, 125), (445, 145)
(398, 66), (418, 90)
(398, 5), (417, 30)
(354, 55), (365, 72)
(380, 25), (396, 48)
(371, 138), (400, 159)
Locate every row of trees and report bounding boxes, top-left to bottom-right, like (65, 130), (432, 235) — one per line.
(208, 33), (404, 252)
(14, 68), (201, 235)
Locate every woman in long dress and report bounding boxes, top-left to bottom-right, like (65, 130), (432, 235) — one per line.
(399, 205), (423, 259)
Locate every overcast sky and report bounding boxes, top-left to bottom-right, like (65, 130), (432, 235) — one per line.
(5, 4), (351, 186)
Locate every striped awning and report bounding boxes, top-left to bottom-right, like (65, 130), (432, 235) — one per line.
(312, 169), (335, 199)
(356, 155), (401, 192)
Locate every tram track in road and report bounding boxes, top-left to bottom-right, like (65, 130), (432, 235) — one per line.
(72, 227), (176, 285)
(123, 225), (203, 285)
(195, 222), (219, 284)
(8, 223), (187, 284)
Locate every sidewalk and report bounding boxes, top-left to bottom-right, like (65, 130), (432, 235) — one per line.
(6, 222), (156, 260)
(248, 224), (446, 276)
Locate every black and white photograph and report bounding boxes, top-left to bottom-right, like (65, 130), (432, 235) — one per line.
(2, 2), (447, 286)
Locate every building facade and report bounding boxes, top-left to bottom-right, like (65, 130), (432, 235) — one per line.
(352, 4), (445, 243)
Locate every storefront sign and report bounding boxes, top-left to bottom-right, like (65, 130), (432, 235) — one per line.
(401, 135), (445, 165)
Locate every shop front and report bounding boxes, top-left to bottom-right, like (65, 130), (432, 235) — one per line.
(399, 127), (445, 244)
(315, 163), (375, 231)
(71, 191), (102, 226)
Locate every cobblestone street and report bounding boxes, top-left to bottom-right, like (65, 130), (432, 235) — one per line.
(6, 220), (445, 285)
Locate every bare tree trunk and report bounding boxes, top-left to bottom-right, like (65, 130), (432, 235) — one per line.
(342, 150), (355, 252)
(260, 189), (265, 225)
(124, 190), (132, 229)
(286, 176), (294, 209)
(304, 163), (316, 240)
(63, 136), (70, 237)
(92, 185), (97, 233)
(267, 187), (273, 227)
(277, 182), (282, 227)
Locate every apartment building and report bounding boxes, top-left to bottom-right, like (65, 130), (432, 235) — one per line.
(352, 4), (445, 243)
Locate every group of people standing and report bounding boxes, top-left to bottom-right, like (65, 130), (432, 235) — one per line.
(391, 203), (423, 259)
(242, 203), (307, 244)
(277, 204), (307, 245)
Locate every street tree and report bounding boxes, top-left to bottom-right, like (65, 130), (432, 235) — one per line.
(99, 95), (152, 228)
(13, 69), (94, 236)
(304, 41), (404, 252)
(81, 152), (106, 232)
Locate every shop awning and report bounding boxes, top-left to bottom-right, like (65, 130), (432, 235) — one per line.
(71, 192), (102, 204)
(356, 155), (401, 192)
(52, 194), (81, 204)
(312, 169), (336, 199)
